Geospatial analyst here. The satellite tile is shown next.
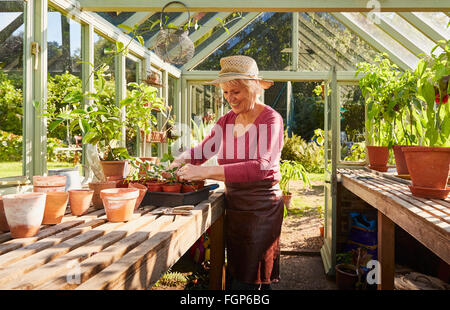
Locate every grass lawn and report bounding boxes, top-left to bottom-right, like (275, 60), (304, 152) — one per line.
(286, 173), (325, 218)
(0, 161), (77, 178)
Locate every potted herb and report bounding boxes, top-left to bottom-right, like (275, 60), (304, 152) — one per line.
(279, 160), (310, 209)
(390, 69), (421, 175)
(356, 54), (400, 172)
(161, 166), (182, 193)
(404, 39), (450, 199)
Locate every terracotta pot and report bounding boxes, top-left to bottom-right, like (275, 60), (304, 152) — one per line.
(283, 193), (293, 209)
(42, 191), (69, 224)
(366, 146), (389, 172)
(335, 264), (358, 290)
(33, 175), (66, 193)
(146, 181), (164, 192)
(100, 188), (139, 222)
(0, 195), (9, 232)
(68, 189), (94, 216)
(393, 145), (415, 175)
(88, 181), (117, 209)
(2, 193), (46, 238)
(319, 225), (324, 238)
(106, 176), (129, 188)
(129, 182), (148, 210)
(181, 180), (205, 193)
(162, 182), (182, 193)
(100, 160), (128, 178)
(403, 146), (450, 199)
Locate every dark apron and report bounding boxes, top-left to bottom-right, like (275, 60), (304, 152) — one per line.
(224, 179), (284, 284)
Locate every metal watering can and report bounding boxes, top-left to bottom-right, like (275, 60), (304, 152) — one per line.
(47, 166), (89, 191)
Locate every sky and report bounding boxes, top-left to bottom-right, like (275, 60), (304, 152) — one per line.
(0, 12), (82, 56)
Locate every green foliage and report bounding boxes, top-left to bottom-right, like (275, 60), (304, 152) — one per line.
(0, 130), (22, 161)
(343, 142), (366, 162)
(279, 160), (311, 195)
(0, 74), (23, 135)
(356, 53), (402, 147)
(154, 269), (187, 287)
(121, 82), (169, 137)
(281, 130), (324, 173)
(416, 39), (450, 147)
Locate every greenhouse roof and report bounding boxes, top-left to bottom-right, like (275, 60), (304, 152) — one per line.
(76, 1), (450, 73)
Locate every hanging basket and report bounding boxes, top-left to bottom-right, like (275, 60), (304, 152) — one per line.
(153, 1), (195, 65)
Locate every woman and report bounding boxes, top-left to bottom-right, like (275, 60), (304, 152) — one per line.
(170, 55), (284, 290)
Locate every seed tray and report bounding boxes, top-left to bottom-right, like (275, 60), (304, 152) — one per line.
(141, 184), (219, 207)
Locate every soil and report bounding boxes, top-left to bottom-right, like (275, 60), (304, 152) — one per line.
(151, 179), (337, 290)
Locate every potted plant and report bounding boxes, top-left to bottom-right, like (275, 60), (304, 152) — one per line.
(121, 81), (171, 152)
(161, 166), (182, 193)
(404, 39), (450, 199)
(386, 69), (421, 175)
(279, 160), (311, 209)
(356, 54), (400, 172)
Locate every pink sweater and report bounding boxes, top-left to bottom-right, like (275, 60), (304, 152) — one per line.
(190, 105), (284, 182)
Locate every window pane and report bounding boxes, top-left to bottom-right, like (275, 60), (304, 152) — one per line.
(94, 32), (116, 106)
(125, 57), (138, 157)
(47, 8), (83, 169)
(0, 1), (24, 178)
(338, 85), (365, 162)
(195, 13), (292, 71)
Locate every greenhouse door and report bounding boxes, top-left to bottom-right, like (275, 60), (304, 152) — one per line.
(320, 66), (338, 276)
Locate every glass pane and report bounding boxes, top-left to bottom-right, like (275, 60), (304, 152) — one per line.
(46, 8), (83, 169)
(378, 13), (437, 55)
(290, 82), (323, 140)
(125, 58), (138, 157)
(94, 32), (116, 106)
(338, 12), (419, 69)
(338, 85), (365, 162)
(296, 13), (379, 71)
(413, 12), (450, 40)
(195, 13), (292, 71)
(0, 1), (24, 178)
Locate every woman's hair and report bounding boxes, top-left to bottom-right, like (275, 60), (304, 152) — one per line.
(220, 79), (263, 100)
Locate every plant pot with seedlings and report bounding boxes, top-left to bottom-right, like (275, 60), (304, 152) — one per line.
(161, 166), (182, 193)
(279, 160), (311, 209)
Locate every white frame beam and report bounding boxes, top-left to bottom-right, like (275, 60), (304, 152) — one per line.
(182, 70), (363, 82)
(78, 0), (450, 12)
(122, 12), (157, 28)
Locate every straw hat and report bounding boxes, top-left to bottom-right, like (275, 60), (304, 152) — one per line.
(207, 55), (273, 89)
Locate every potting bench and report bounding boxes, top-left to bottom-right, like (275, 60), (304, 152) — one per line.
(0, 186), (226, 290)
(338, 168), (450, 290)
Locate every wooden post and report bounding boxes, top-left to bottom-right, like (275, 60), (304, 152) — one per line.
(377, 211), (395, 290)
(209, 214), (225, 290)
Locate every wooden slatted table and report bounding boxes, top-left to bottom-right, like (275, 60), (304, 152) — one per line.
(338, 168), (450, 290)
(0, 188), (225, 290)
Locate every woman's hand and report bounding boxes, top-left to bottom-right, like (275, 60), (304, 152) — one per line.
(176, 164), (206, 182)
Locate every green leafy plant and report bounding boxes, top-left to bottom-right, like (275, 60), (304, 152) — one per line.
(356, 54), (402, 148)
(279, 160), (311, 195)
(416, 39), (450, 147)
(281, 129), (324, 173)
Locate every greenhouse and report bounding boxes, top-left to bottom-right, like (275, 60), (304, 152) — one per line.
(0, 0), (449, 291)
